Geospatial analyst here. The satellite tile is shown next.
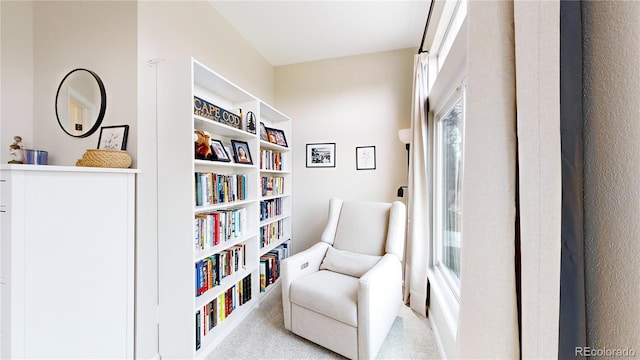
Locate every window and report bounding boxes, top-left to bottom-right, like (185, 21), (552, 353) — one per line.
(423, 2), (467, 355)
(436, 0), (467, 71)
(434, 89), (465, 291)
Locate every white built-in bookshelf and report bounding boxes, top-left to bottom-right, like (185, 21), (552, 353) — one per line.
(157, 58), (292, 358)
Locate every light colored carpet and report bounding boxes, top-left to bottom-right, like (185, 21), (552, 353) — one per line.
(208, 283), (441, 359)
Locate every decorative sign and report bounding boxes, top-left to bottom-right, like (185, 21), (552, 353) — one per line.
(246, 111), (257, 134)
(193, 96), (242, 130)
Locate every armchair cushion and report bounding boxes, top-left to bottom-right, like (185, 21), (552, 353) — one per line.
(290, 270), (359, 327)
(320, 246), (382, 278)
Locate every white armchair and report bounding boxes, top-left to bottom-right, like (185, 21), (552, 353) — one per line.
(281, 198), (406, 359)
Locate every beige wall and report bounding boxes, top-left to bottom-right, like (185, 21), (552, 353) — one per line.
(583, 1), (640, 354)
(1, 1), (137, 167)
(31, 1), (137, 166)
(275, 48), (414, 253)
(1, 1), (34, 163)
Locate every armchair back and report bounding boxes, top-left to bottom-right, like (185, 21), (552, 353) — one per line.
(320, 198), (405, 260)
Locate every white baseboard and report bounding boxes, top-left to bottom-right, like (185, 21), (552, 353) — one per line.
(428, 309), (448, 360)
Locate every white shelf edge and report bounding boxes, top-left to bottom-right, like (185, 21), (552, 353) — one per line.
(194, 234), (256, 262)
(194, 115), (256, 140)
(259, 214), (291, 228)
(194, 264), (258, 311)
(194, 198), (256, 213)
(259, 140), (290, 152)
(259, 237), (291, 257)
(194, 159), (255, 170)
(0, 164), (140, 173)
(259, 169), (291, 175)
(260, 194), (291, 201)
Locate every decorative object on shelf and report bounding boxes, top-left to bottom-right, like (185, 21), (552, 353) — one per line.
(210, 139), (231, 162)
(193, 96), (242, 130)
(76, 149), (132, 168)
(98, 125), (129, 150)
(55, 68), (106, 138)
(260, 122), (269, 141)
(194, 129), (213, 160)
(231, 140), (253, 165)
(8, 135), (25, 164)
(356, 146), (376, 170)
(245, 111), (257, 134)
(306, 143), (336, 168)
(266, 127), (288, 147)
(24, 149), (48, 165)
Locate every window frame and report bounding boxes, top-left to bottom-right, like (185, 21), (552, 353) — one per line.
(433, 83), (466, 298)
(422, 2), (467, 357)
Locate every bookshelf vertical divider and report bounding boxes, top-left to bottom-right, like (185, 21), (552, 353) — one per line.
(157, 57), (292, 359)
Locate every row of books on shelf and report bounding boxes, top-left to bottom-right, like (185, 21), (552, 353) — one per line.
(194, 208), (248, 250)
(260, 240), (291, 292)
(195, 172), (247, 207)
(259, 149), (284, 171)
(195, 274), (252, 350)
(260, 219), (285, 248)
(260, 198), (283, 221)
(260, 176), (284, 197)
(195, 244), (246, 297)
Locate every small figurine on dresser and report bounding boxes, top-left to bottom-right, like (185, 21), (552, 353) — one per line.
(8, 136), (25, 164)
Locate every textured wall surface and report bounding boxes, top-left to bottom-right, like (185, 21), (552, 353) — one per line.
(583, 1), (640, 355)
(275, 49), (414, 254)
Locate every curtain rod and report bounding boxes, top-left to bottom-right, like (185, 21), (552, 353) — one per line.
(418, 0), (435, 54)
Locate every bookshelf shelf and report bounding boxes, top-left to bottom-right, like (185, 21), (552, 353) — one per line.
(194, 265), (256, 310)
(260, 213), (291, 227)
(157, 57), (292, 359)
(194, 234), (256, 262)
(260, 140), (290, 152)
(194, 198), (255, 213)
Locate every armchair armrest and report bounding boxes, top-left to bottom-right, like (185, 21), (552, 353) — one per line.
(357, 253), (403, 359)
(281, 242), (331, 330)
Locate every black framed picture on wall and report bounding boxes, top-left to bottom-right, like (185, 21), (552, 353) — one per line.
(306, 143), (336, 168)
(356, 146), (376, 170)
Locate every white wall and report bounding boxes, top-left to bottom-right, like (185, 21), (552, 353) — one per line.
(0, 1), (34, 162)
(32, 1), (137, 166)
(583, 1), (640, 354)
(275, 49), (414, 253)
(136, 2), (275, 358)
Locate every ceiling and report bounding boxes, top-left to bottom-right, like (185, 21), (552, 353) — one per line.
(209, 1), (431, 66)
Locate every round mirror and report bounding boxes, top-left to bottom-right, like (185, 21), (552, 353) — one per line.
(55, 68), (106, 138)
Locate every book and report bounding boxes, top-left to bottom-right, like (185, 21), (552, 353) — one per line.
(195, 310), (201, 350)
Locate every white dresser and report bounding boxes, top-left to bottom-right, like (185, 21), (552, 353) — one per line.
(0, 165), (136, 359)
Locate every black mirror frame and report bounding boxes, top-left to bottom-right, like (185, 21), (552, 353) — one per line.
(55, 68), (107, 138)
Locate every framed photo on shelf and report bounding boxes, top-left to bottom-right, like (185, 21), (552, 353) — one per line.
(231, 140), (253, 165)
(306, 142), (336, 168)
(210, 139), (231, 162)
(356, 146), (376, 170)
(266, 127), (288, 147)
(260, 122), (269, 141)
(97, 125), (129, 150)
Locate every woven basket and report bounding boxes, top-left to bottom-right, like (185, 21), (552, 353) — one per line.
(76, 149), (132, 168)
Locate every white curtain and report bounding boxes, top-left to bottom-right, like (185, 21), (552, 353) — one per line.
(456, 1), (562, 359)
(404, 52), (430, 316)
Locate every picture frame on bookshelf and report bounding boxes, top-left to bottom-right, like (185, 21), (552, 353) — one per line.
(306, 142), (336, 168)
(260, 122), (269, 142)
(356, 146), (376, 170)
(210, 139), (231, 162)
(231, 140), (253, 165)
(97, 125), (129, 150)
(266, 127), (288, 147)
